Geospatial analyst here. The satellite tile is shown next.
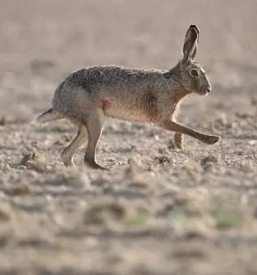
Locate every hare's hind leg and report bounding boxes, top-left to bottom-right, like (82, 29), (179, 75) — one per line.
(83, 108), (107, 170)
(61, 126), (87, 167)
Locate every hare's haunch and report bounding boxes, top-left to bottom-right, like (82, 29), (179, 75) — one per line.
(34, 24), (220, 169)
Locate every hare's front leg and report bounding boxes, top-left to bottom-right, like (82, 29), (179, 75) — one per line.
(162, 121), (220, 145)
(173, 132), (184, 149)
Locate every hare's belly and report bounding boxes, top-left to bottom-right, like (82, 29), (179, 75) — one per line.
(100, 100), (153, 123)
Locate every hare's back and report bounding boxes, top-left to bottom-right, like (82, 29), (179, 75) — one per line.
(67, 65), (164, 93)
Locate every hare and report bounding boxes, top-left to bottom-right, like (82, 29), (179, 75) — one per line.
(34, 24), (220, 170)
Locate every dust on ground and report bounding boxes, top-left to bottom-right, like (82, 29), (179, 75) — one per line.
(0, 1), (257, 274)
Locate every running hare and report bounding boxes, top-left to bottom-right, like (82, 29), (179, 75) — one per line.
(35, 24), (220, 170)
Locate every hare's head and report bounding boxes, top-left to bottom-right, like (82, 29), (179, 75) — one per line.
(174, 25), (211, 96)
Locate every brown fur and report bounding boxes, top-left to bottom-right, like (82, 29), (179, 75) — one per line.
(34, 24), (220, 169)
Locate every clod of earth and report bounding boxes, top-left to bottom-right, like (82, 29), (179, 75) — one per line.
(19, 148), (47, 172)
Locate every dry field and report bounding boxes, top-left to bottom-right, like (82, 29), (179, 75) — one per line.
(0, 0), (257, 274)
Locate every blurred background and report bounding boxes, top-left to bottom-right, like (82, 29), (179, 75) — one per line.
(0, 0), (256, 122)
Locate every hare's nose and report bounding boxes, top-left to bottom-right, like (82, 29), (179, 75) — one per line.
(207, 87), (211, 93)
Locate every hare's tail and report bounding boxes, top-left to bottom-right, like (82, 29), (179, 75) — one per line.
(32, 108), (64, 124)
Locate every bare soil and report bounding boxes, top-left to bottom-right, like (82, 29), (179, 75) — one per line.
(0, 1), (257, 274)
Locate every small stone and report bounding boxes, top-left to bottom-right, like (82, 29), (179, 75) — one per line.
(84, 200), (128, 225)
(154, 156), (172, 165)
(4, 183), (31, 197)
(240, 160), (254, 173)
(200, 155), (218, 167)
(0, 161), (11, 173)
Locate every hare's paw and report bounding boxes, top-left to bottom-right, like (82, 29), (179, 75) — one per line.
(84, 159), (109, 170)
(203, 135), (220, 145)
(90, 163), (109, 170)
(61, 152), (76, 168)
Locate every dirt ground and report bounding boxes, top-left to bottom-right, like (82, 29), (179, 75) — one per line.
(0, 0), (257, 274)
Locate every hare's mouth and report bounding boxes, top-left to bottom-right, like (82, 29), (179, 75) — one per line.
(199, 90), (208, 96)
(202, 87), (211, 96)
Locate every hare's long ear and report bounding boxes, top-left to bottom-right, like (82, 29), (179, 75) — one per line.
(182, 25), (199, 62)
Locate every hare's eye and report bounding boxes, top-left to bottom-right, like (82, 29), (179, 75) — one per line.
(190, 69), (199, 78)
